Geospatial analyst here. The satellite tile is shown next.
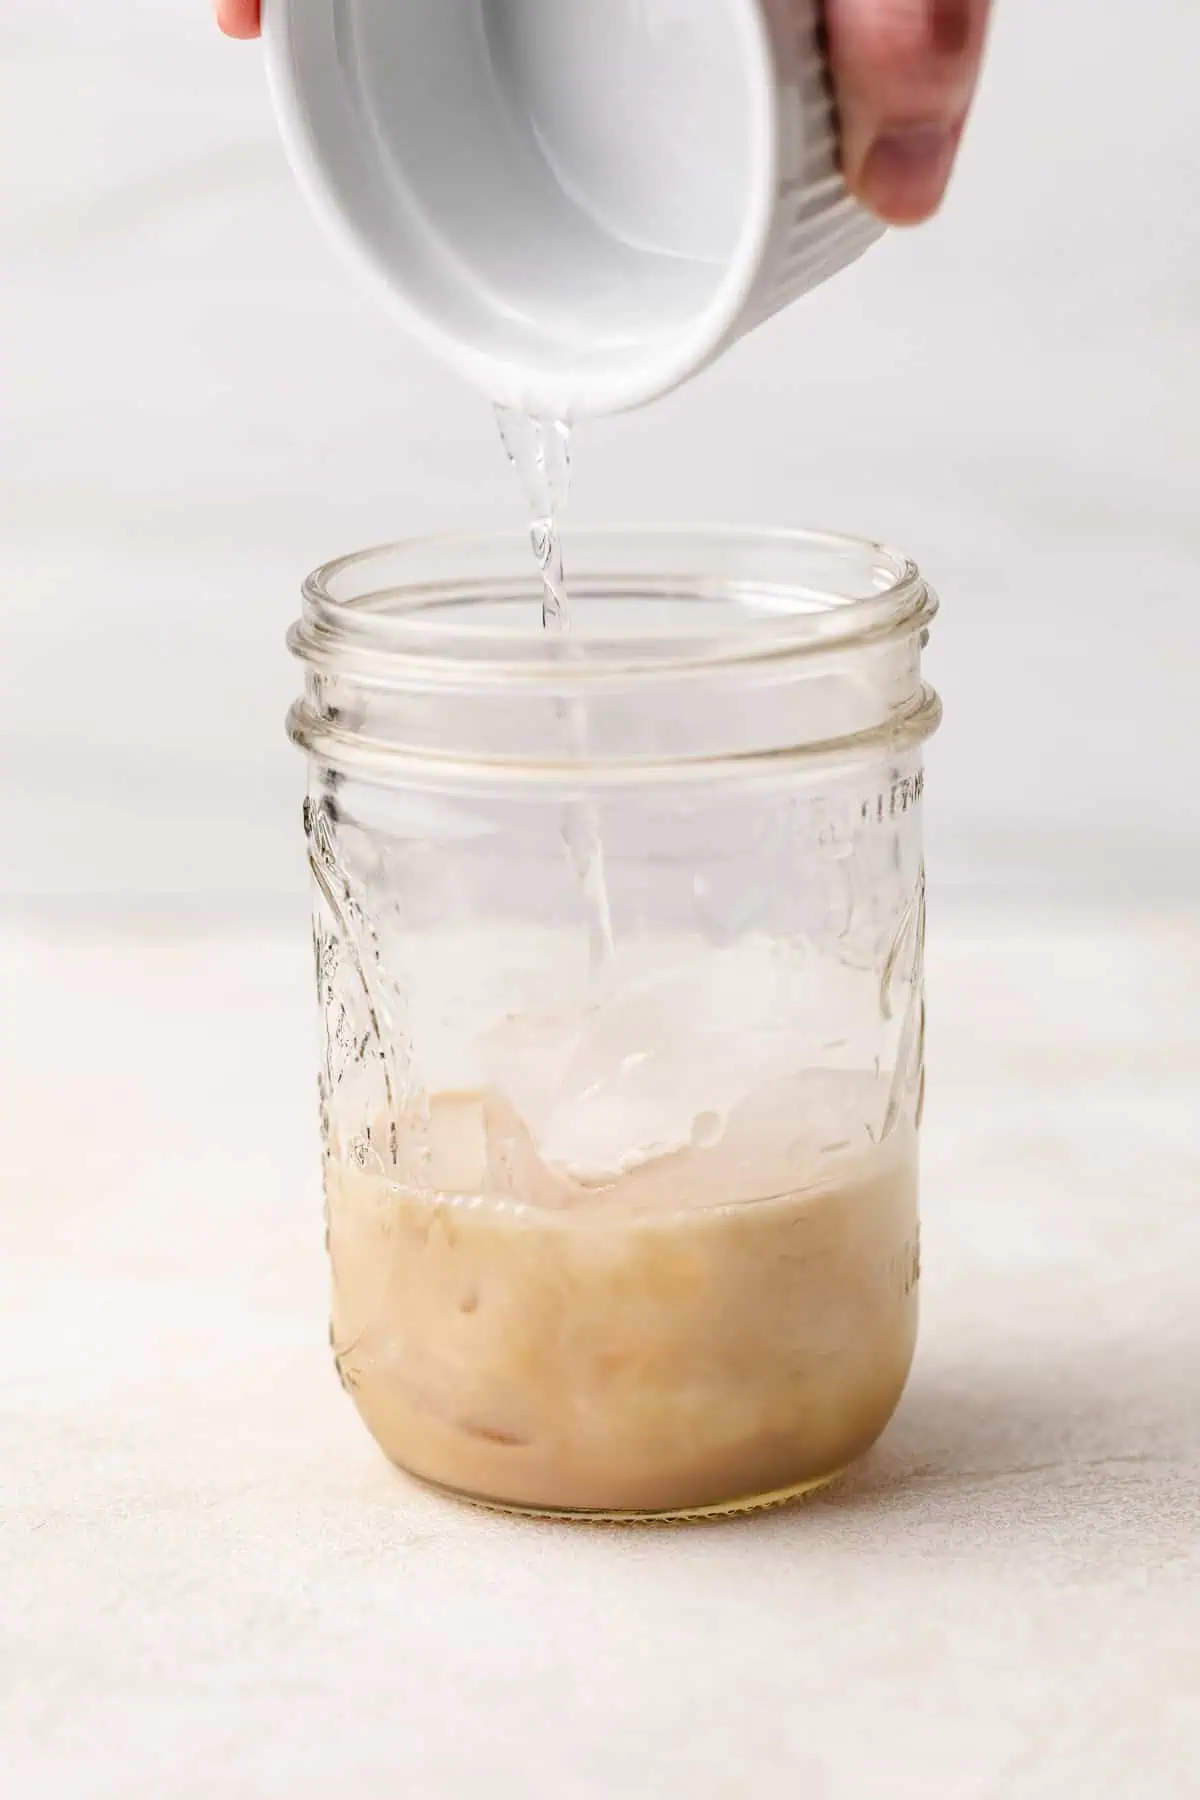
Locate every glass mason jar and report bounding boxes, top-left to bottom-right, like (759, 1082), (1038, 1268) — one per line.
(288, 528), (940, 1520)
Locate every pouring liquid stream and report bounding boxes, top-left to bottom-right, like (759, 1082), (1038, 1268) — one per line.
(496, 407), (616, 984)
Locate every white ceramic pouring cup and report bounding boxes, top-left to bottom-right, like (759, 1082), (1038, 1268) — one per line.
(263, 0), (885, 417)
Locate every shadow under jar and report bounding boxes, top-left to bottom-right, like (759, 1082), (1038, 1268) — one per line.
(288, 527), (941, 1520)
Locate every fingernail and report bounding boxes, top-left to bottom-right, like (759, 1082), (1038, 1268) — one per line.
(859, 122), (958, 224)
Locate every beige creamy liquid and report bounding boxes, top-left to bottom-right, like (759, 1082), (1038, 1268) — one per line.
(326, 1070), (919, 1515)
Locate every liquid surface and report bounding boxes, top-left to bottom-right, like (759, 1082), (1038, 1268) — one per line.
(326, 1070), (919, 1515)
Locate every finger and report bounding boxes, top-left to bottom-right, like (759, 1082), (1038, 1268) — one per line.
(215, 0), (261, 40)
(828, 0), (991, 225)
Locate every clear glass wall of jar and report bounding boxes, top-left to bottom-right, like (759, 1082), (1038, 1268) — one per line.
(288, 528), (941, 1520)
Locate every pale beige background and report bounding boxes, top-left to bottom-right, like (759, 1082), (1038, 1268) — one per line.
(1, 0), (1198, 911)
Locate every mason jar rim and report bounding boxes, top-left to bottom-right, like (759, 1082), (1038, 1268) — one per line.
(289, 524), (937, 691)
(288, 525), (941, 790)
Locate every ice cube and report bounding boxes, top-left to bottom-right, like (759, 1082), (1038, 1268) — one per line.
(480, 939), (812, 1182)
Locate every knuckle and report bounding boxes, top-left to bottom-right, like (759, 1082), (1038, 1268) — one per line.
(830, 0), (981, 107)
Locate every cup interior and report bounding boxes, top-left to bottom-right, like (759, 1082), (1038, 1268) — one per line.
(266, 0), (772, 412)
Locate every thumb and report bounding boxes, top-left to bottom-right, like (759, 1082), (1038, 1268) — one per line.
(215, 0), (261, 39)
(828, 0), (991, 225)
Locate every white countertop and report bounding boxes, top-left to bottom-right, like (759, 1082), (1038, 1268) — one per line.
(2, 909), (1197, 1798)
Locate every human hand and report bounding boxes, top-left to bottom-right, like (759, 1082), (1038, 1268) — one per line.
(829, 0), (991, 223)
(216, 0), (989, 224)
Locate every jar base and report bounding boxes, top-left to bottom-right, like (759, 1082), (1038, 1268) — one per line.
(398, 1464), (847, 1525)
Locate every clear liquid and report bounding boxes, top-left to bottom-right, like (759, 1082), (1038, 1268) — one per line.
(496, 407), (572, 630)
(496, 408), (615, 982)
